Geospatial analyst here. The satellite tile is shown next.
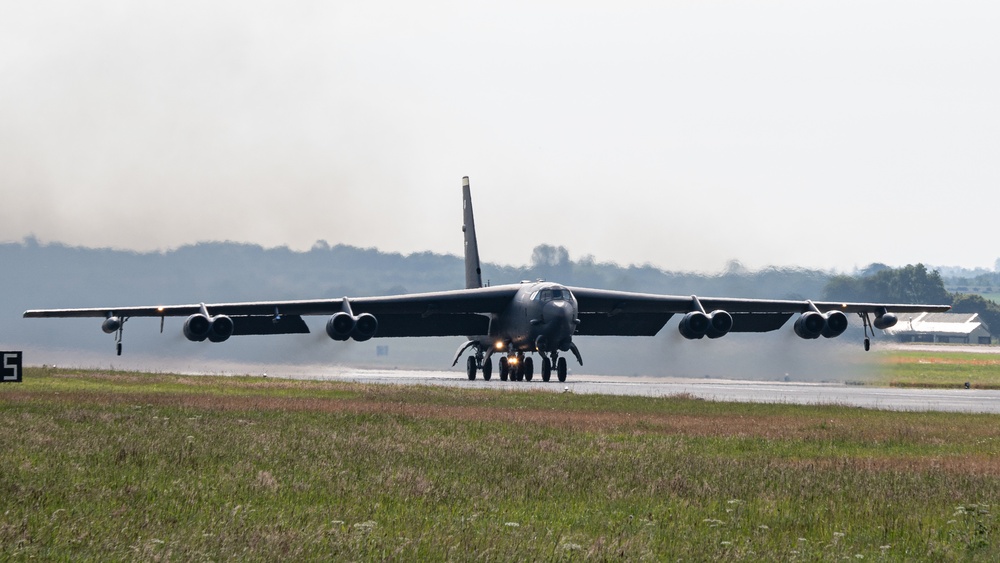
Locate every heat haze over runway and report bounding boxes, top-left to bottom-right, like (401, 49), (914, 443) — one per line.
(267, 368), (1000, 415)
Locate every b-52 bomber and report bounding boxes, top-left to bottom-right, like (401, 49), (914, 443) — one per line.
(25, 177), (950, 382)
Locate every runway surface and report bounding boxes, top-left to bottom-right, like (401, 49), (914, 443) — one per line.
(276, 368), (1000, 415)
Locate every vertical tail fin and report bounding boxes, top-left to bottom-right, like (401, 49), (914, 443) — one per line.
(462, 176), (483, 289)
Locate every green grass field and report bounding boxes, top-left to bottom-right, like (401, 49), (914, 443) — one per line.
(3, 366), (1000, 560)
(875, 349), (1000, 389)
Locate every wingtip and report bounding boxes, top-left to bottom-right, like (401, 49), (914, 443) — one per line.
(462, 176), (469, 187)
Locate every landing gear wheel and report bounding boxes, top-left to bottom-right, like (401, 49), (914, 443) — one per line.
(557, 357), (568, 382)
(523, 357), (534, 381)
(864, 337), (871, 352)
(466, 356), (477, 380)
(482, 358), (492, 381)
(499, 357), (509, 381)
(541, 356), (552, 382)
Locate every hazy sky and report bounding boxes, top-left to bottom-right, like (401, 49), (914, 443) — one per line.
(3, 1), (998, 273)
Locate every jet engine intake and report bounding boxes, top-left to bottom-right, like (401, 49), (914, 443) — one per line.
(679, 311), (710, 340)
(795, 310), (850, 339)
(326, 312), (356, 341)
(873, 313), (898, 330)
(706, 310), (734, 339)
(353, 313), (378, 342)
(208, 314), (234, 343)
(184, 314), (212, 342)
(101, 317), (122, 334)
(821, 310), (849, 338)
(325, 312), (378, 341)
(183, 314), (234, 342)
(679, 310), (733, 340)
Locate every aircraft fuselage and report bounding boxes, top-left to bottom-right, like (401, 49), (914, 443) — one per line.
(479, 281), (579, 354)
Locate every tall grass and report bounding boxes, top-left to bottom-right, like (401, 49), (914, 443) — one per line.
(2, 368), (999, 560)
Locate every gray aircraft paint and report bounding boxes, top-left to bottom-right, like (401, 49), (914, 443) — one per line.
(462, 176), (482, 291)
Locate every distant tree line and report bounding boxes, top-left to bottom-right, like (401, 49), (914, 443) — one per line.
(945, 271), (1000, 294)
(823, 264), (951, 305)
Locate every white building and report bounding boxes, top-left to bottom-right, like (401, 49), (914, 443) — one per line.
(884, 312), (993, 345)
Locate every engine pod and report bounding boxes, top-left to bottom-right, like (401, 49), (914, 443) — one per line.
(101, 317), (122, 334)
(326, 312), (355, 341)
(873, 313), (898, 330)
(706, 310), (734, 339)
(678, 311), (710, 340)
(794, 311), (825, 339)
(352, 313), (378, 342)
(821, 311), (849, 338)
(184, 313), (212, 342)
(208, 315), (234, 343)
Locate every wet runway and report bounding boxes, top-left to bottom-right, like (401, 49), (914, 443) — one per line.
(289, 368), (1000, 415)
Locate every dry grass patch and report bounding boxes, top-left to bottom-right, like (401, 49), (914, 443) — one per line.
(5, 368), (1000, 560)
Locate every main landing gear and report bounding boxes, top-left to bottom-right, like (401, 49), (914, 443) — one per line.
(470, 351), (568, 383)
(466, 353), (493, 381)
(497, 353), (533, 381)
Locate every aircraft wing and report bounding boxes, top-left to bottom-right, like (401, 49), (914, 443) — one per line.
(23, 285), (521, 338)
(567, 287), (951, 336)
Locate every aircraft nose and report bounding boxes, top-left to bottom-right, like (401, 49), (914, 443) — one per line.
(544, 300), (575, 328)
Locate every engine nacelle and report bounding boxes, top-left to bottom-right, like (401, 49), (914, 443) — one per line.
(794, 311), (826, 339)
(184, 314), (234, 343)
(679, 310), (733, 340)
(183, 313), (212, 342)
(873, 313), (898, 330)
(101, 317), (122, 334)
(326, 312), (355, 341)
(821, 310), (849, 338)
(679, 311), (710, 340)
(208, 315), (234, 343)
(353, 313), (378, 342)
(706, 310), (734, 339)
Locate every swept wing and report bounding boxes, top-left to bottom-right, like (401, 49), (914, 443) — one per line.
(23, 285), (521, 338)
(569, 287), (951, 336)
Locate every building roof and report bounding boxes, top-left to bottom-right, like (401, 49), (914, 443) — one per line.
(885, 312), (990, 336)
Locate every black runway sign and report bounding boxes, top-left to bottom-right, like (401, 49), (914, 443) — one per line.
(1, 351), (22, 382)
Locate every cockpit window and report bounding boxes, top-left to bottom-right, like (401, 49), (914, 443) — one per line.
(538, 288), (568, 302)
